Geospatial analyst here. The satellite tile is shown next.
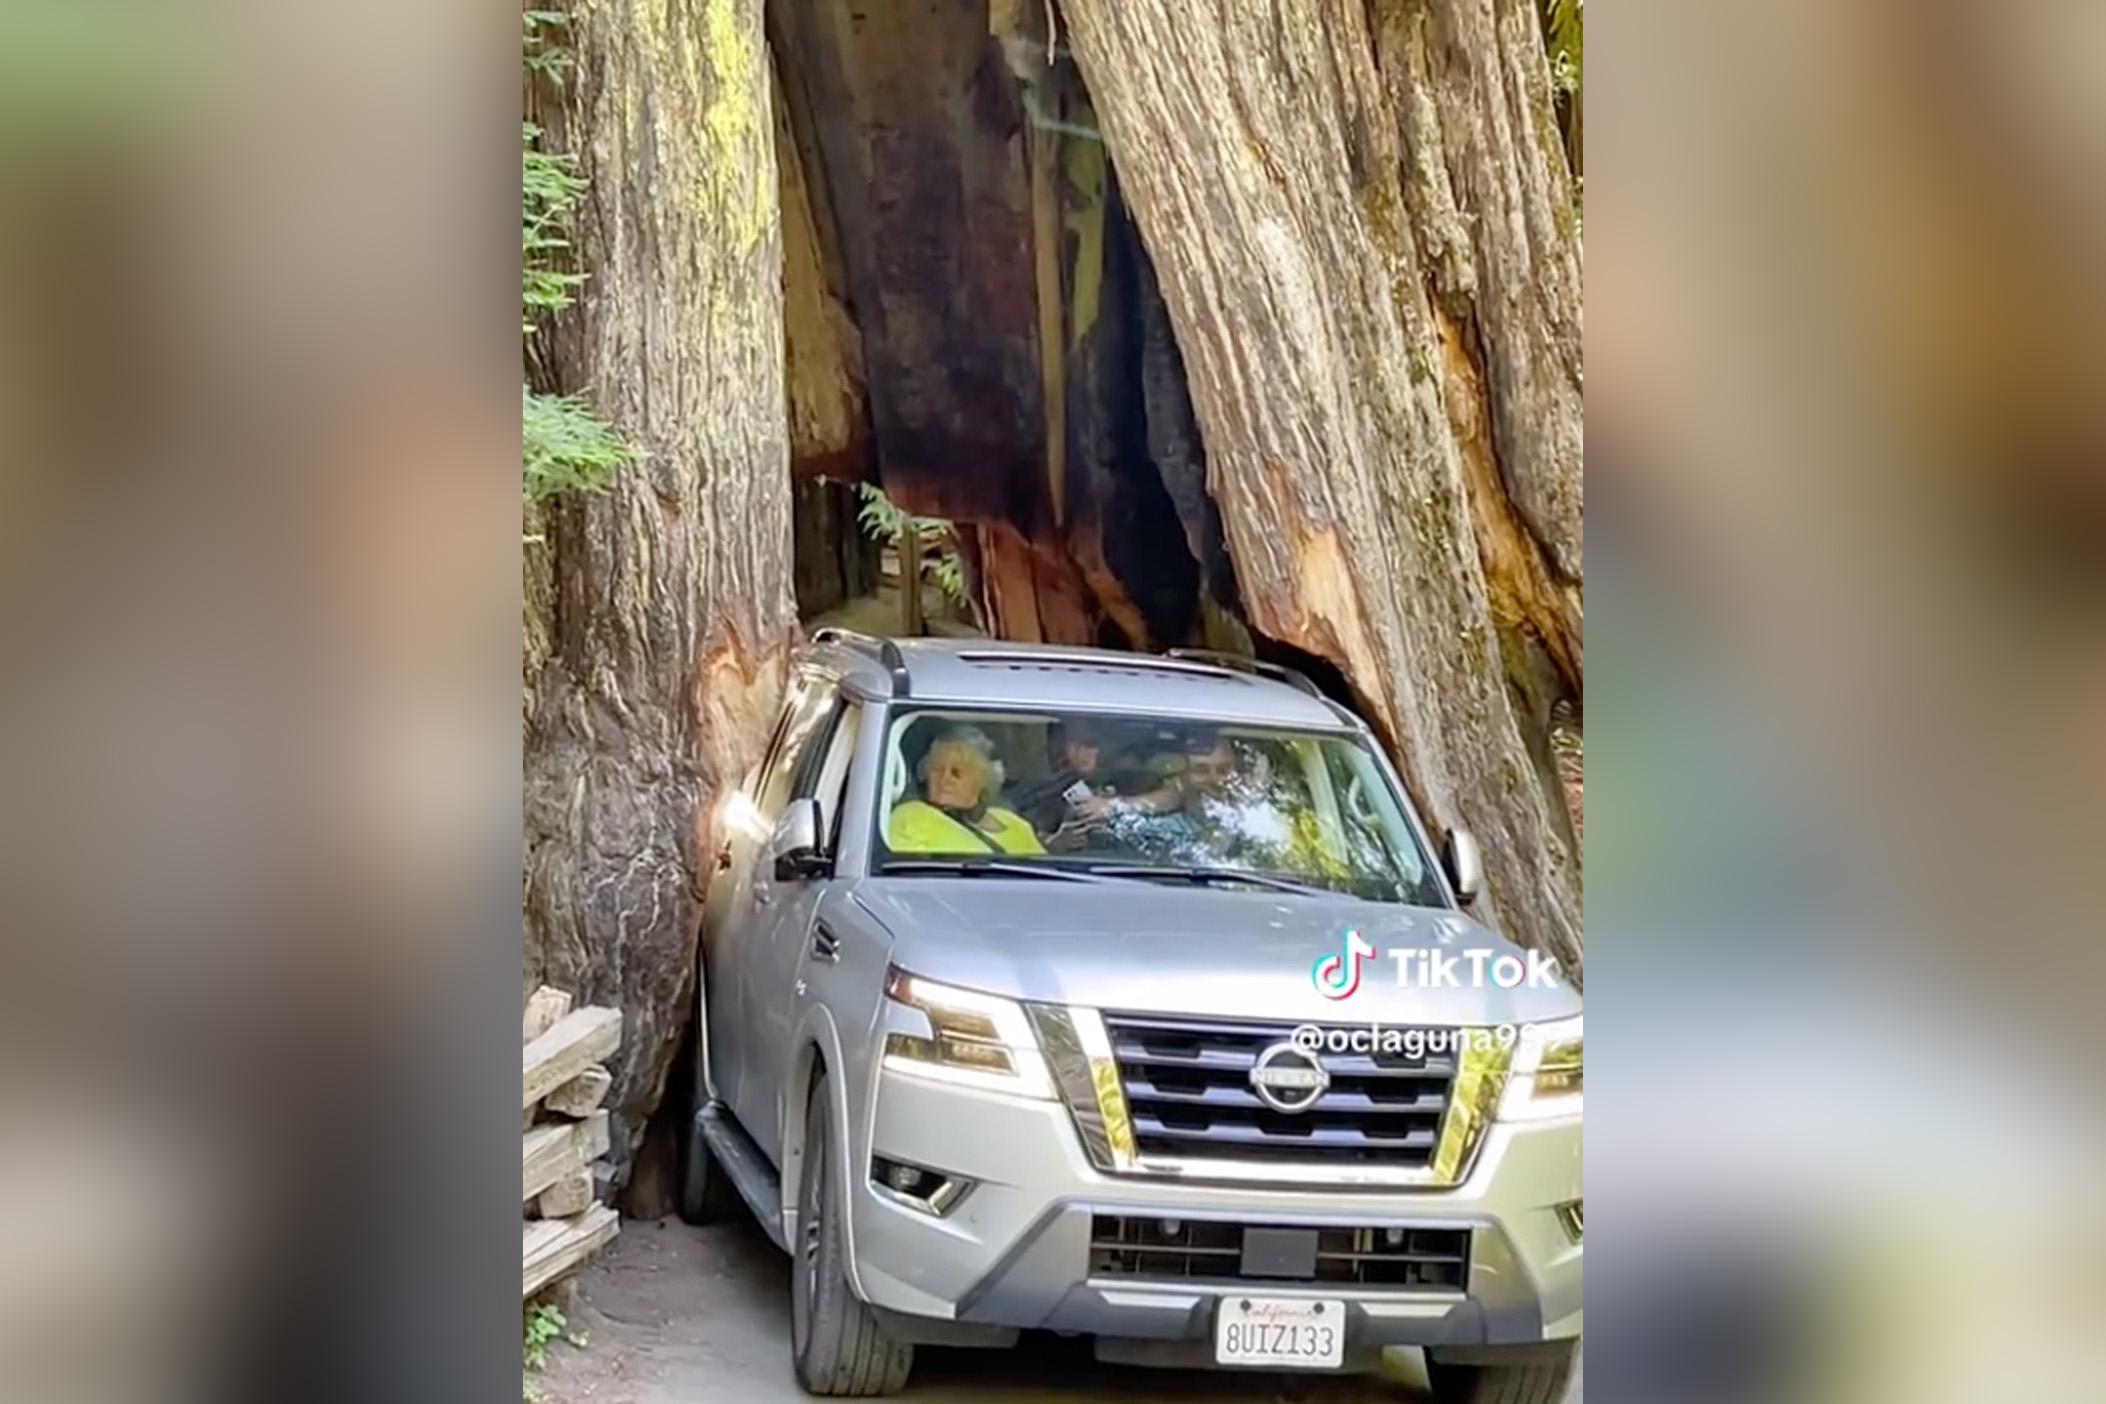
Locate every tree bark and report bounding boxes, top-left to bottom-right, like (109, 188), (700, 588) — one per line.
(523, 0), (797, 1182)
(776, 75), (869, 484)
(1059, 0), (1583, 973)
(767, 0), (1047, 529)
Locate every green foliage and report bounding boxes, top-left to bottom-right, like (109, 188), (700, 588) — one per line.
(523, 129), (587, 335)
(522, 9), (629, 521)
(522, 11), (570, 80)
(853, 481), (925, 545)
(521, 16), (582, 329)
(525, 387), (633, 505)
(1541, 0), (1582, 226)
(928, 550), (965, 605)
(855, 484), (968, 605)
(524, 1302), (566, 1374)
(1544, 0), (1582, 96)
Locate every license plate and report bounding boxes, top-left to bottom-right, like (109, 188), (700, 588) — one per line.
(1214, 1296), (1345, 1369)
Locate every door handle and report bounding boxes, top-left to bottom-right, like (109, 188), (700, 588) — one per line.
(752, 883), (772, 908)
(811, 924), (841, 963)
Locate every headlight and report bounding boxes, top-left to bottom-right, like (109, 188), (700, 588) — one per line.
(1496, 1015), (1582, 1121)
(882, 968), (1055, 1100)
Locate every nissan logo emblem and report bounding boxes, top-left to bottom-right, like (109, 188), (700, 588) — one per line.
(1249, 1041), (1330, 1114)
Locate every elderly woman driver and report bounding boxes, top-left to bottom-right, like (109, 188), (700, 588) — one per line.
(886, 725), (1044, 856)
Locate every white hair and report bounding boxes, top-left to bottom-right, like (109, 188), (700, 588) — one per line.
(916, 724), (1006, 796)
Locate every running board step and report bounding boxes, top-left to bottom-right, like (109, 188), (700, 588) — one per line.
(696, 1101), (786, 1251)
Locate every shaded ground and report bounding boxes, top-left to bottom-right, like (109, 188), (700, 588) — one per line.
(807, 575), (982, 641)
(535, 1217), (1579, 1404)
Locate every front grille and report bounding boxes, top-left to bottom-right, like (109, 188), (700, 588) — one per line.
(1088, 1215), (1470, 1289)
(1104, 1014), (1457, 1169)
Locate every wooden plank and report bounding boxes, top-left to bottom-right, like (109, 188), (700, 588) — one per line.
(523, 1124), (572, 1200)
(523, 1007), (620, 1109)
(523, 986), (574, 1043)
(523, 1110), (609, 1202)
(523, 1217), (567, 1258)
(523, 1205), (619, 1298)
(543, 1065), (612, 1118)
(536, 1169), (595, 1219)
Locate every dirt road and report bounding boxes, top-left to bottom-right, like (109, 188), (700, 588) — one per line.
(536, 1216), (1580, 1403)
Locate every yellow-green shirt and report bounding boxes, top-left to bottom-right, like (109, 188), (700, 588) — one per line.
(886, 800), (1044, 857)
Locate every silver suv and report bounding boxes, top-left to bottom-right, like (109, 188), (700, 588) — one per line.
(686, 634), (1581, 1398)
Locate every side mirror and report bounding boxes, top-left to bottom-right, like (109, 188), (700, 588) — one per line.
(1442, 827), (1484, 908)
(769, 798), (830, 881)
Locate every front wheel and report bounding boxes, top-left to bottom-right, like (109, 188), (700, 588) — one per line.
(1427, 1342), (1578, 1404)
(790, 1075), (913, 1396)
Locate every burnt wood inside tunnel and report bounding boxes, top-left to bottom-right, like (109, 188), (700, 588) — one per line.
(772, 0), (1217, 651)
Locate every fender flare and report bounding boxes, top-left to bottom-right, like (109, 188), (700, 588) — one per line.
(780, 1004), (872, 1302)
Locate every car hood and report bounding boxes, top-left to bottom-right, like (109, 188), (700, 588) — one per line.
(848, 878), (1581, 1027)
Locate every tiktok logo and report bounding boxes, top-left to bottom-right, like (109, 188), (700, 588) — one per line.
(1310, 930), (1376, 1000)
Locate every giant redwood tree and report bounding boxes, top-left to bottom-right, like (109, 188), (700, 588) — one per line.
(1057, 0), (1584, 972)
(523, 0), (798, 1180)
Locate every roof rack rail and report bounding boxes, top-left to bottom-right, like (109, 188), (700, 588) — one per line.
(955, 649), (1239, 679)
(1163, 647), (1325, 700)
(810, 626), (912, 697)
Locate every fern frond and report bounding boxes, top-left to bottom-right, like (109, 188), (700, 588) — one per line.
(524, 387), (634, 504)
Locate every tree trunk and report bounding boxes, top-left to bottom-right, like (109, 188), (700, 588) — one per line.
(1058, 0), (1583, 974)
(523, 0), (797, 1184)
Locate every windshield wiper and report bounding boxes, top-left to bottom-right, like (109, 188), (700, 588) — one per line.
(1080, 864), (1332, 897)
(876, 859), (1106, 883)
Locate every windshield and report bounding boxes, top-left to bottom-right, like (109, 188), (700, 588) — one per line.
(869, 705), (1447, 906)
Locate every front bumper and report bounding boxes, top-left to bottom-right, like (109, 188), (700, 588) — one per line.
(851, 1066), (1581, 1353)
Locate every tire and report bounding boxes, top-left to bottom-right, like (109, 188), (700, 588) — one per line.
(790, 1075), (913, 1396)
(678, 1105), (741, 1225)
(1426, 1343), (1578, 1404)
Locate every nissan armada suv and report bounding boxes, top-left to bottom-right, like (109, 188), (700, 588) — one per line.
(686, 634), (1581, 1398)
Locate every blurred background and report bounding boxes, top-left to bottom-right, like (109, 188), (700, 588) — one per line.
(0, 0), (2099, 1401)
(0, 2), (519, 1402)
(1588, 1), (2106, 1401)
